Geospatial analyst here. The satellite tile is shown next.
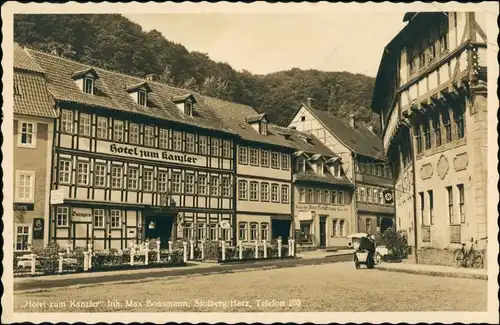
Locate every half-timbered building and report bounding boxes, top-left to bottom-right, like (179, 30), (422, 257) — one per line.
(27, 48), (238, 250)
(371, 12), (488, 265)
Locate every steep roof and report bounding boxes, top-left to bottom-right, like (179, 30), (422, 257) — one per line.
(14, 43), (45, 74)
(245, 113), (267, 123)
(299, 103), (385, 160)
(13, 45), (57, 118)
(270, 125), (338, 158)
(202, 96), (295, 149)
(26, 48), (235, 135)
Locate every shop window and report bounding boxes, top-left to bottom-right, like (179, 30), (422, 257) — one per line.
(299, 221), (312, 243)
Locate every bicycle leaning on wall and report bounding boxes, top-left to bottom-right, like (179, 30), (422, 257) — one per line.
(452, 236), (487, 268)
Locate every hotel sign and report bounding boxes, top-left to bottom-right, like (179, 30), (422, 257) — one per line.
(96, 141), (206, 166)
(295, 204), (349, 212)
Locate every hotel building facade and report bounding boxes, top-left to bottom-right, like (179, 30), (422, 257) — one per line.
(371, 12), (488, 264)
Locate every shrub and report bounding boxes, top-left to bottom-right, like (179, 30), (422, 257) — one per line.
(380, 228), (408, 259)
(203, 241), (221, 261)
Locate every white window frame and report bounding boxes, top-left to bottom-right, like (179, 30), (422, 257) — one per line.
(186, 133), (195, 153)
(281, 153), (290, 170)
(222, 176), (231, 197)
(144, 126), (155, 147)
(14, 224), (32, 252)
(171, 172), (182, 193)
(110, 209), (122, 229)
(94, 164), (107, 188)
(97, 116), (108, 139)
(250, 148), (259, 166)
(93, 209), (105, 229)
(250, 223), (259, 241)
(239, 222), (248, 241)
(137, 90), (147, 106)
(249, 181), (259, 201)
(143, 169), (154, 192)
(111, 165), (123, 189)
(83, 76), (94, 94)
(185, 173), (195, 194)
(238, 180), (248, 200)
(271, 184), (279, 202)
(77, 161), (90, 186)
(261, 150), (270, 167)
(210, 175), (220, 196)
(113, 120), (124, 142)
(58, 160), (71, 185)
(173, 131), (183, 151)
(261, 223), (269, 241)
(61, 110), (74, 134)
(239, 146), (248, 164)
(157, 171), (168, 193)
(18, 120), (37, 148)
(15, 170), (35, 203)
(198, 174), (208, 196)
(223, 140), (231, 158)
(128, 168), (139, 191)
(79, 113), (91, 137)
(261, 183), (270, 202)
(129, 123), (140, 145)
(159, 128), (169, 149)
(56, 207), (70, 227)
(281, 185), (289, 203)
(199, 136), (208, 155)
(271, 152), (280, 169)
(211, 138), (219, 156)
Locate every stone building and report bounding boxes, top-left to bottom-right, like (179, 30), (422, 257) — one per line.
(13, 43), (57, 252)
(371, 12), (488, 265)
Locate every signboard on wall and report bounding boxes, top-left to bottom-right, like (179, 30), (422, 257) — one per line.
(13, 203), (34, 211)
(295, 204), (349, 212)
(72, 208), (92, 223)
(50, 189), (65, 204)
(95, 140), (207, 167)
(33, 218), (44, 240)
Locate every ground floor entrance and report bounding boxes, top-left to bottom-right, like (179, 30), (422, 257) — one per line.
(144, 215), (175, 249)
(271, 219), (291, 245)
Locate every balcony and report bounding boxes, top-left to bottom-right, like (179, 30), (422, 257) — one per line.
(449, 225), (461, 244)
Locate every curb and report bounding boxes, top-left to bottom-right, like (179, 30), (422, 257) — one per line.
(375, 266), (488, 280)
(15, 255), (352, 293)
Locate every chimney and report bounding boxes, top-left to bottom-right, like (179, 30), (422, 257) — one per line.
(146, 74), (156, 81)
(349, 114), (356, 129)
(306, 97), (313, 107)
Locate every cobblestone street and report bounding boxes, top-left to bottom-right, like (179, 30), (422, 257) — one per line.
(14, 262), (487, 312)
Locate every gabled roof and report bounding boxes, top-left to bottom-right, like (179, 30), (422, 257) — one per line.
(71, 67), (100, 80)
(125, 81), (153, 93)
(271, 125), (338, 158)
(294, 102), (385, 160)
(25, 48), (237, 135)
(14, 73), (57, 118)
(172, 93), (197, 103)
(245, 113), (267, 123)
(14, 43), (45, 74)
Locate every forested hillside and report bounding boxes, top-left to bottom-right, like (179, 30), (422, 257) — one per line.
(14, 14), (380, 133)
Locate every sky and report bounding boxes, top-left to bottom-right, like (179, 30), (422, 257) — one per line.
(124, 13), (407, 77)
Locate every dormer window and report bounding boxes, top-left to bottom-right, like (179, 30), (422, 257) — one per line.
(245, 113), (268, 135)
(126, 81), (152, 107)
(138, 90), (147, 106)
(173, 93), (197, 116)
(72, 68), (99, 95)
(83, 77), (94, 94)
